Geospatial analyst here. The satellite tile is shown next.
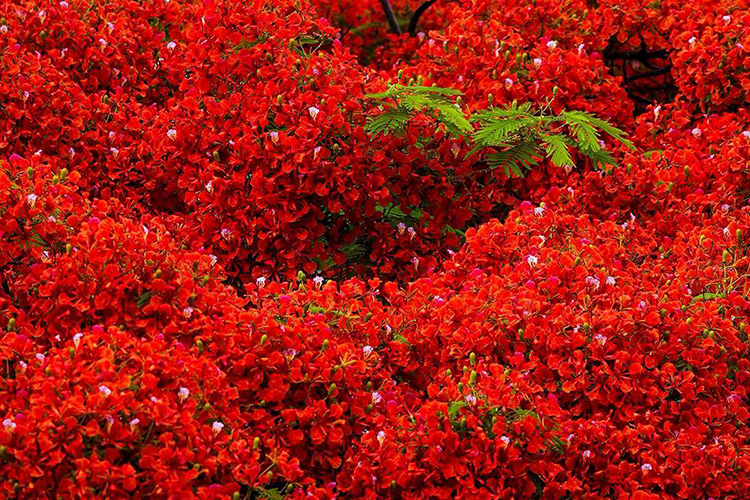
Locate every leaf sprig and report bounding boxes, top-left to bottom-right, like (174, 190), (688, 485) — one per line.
(366, 84), (635, 177)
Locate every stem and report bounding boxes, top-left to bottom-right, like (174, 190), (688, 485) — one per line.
(408, 0), (438, 36)
(378, 0), (402, 35)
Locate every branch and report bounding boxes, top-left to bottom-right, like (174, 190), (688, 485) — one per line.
(379, 0), (402, 35)
(625, 65), (672, 83)
(408, 0), (437, 37)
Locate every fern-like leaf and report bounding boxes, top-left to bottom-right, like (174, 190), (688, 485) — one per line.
(541, 134), (574, 167)
(365, 109), (411, 136)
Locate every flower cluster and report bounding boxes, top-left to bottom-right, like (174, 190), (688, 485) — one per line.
(1, 0), (750, 498)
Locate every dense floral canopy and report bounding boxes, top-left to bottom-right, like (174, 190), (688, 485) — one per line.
(1, 0), (750, 498)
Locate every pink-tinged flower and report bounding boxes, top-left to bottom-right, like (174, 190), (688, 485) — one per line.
(178, 387), (190, 401)
(583, 450), (591, 458)
(167, 129), (177, 140)
(99, 385), (112, 397)
(526, 255), (539, 267)
(313, 275), (324, 287)
(465, 394), (477, 405)
(406, 227), (416, 239)
(504, 78), (514, 88)
(723, 15), (731, 23)
(691, 128), (702, 137)
(308, 106), (320, 119)
(212, 421), (224, 435)
(99, 38), (108, 47)
(129, 418), (140, 427)
(256, 276), (266, 288)
(166, 41), (176, 51)
(269, 131), (279, 143)
(35, 353), (45, 363)
(605, 276), (616, 286)
(546, 40), (557, 49)
(593, 334), (607, 345)
(372, 392), (383, 404)
(363, 345), (374, 357)
(641, 463), (652, 472)
(585, 276), (601, 289)
(397, 222), (406, 235)
(743, 131), (750, 139)
(183, 307), (193, 318)
(688, 36), (697, 46)
(3, 418), (16, 432)
(377, 431), (386, 444)
(9, 153), (22, 164)
(525, 280), (536, 289)
(500, 436), (510, 445)
(110, 147), (119, 158)
(26, 193), (38, 206)
(533, 58), (542, 68)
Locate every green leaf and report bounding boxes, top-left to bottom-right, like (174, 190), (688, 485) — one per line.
(365, 109), (411, 136)
(541, 134), (573, 167)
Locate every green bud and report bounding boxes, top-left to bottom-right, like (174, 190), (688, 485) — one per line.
(201, 275), (210, 286)
(7, 318), (15, 331)
(193, 463), (200, 470)
(65, 243), (72, 254)
(203, 402), (211, 411)
(390, 480), (397, 489)
(445, 369), (452, 378)
(233, 492), (240, 500)
(277, 95), (283, 105)
(460, 417), (467, 427)
(684, 166), (690, 177)
(60, 168), (68, 179)
(491, 416), (497, 426)
(740, 322), (746, 333)
(328, 383), (336, 395)
(297, 270), (306, 283)
(45, 367), (52, 376)
(469, 370), (477, 385)
(723, 249), (731, 263)
(253, 436), (261, 449)
(260, 334), (268, 346)
(26, 167), (34, 178)
(366, 403), (374, 413)
(366, 381), (373, 391)
(213, 151), (220, 162)
(736, 229), (742, 244)
(321, 339), (329, 352)
(457, 382), (464, 392)
(69, 347), (75, 359)
(574, 256), (581, 267)
(504, 50), (511, 59)
(687, 318), (693, 325)
(660, 308), (667, 318)
(0, 445), (6, 457)
(552, 86), (559, 95)
(487, 93), (493, 104)
(196, 339), (204, 351)
(416, 75), (424, 86)
(469, 352), (476, 366)
(492, 69), (497, 80)
(397, 69), (404, 79)
(52, 175), (59, 184)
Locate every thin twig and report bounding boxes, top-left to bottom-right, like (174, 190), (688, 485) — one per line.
(408, 0), (437, 36)
(378, 0), (402, 35)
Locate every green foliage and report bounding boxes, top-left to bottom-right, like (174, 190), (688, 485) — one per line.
(364, 85), (472, 138)
(366, 85), (635, 177)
